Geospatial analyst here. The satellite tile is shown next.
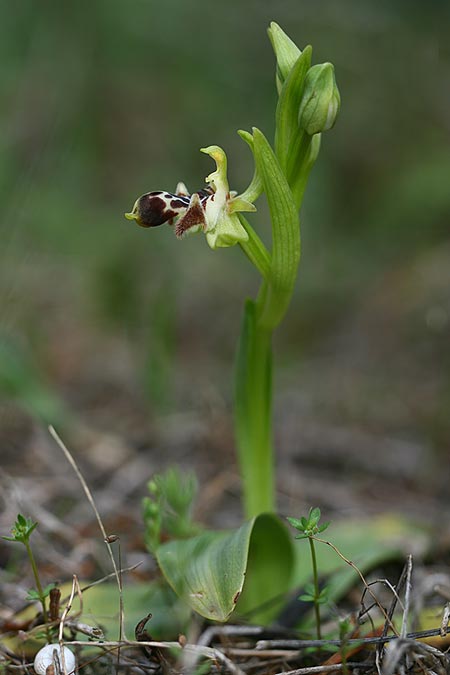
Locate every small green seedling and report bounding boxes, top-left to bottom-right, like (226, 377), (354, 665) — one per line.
(338, 615), (353, 675)
(287, 507), (331, 639)
(142, 467), (200, 554)
(2, 514), (55, 634)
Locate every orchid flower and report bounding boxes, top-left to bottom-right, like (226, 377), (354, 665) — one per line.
(125, 145), (256, 250)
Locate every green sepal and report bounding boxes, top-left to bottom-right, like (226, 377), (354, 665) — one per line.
(228, 197), (256, 214)
(237, 129), (264, 204)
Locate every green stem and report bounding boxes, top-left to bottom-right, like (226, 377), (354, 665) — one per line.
(24, 538), (49, 625)
(287, 132), (320, 210)
(234, 129), (321, 519)
(238, 215), (271, 280)
(234, 299), (274, 518)
(308, 536), (322, 640)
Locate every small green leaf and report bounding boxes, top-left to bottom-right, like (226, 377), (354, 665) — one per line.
(286, 516), (304, 531)
(317, 587), (330, 604)
(308, 507), (321, 525)
(26, 589), (41, 601)
(42, 583), (56, 598)
(27, 521), (38, 537)
(156, 513), (294, 622)
(303, 582), (315, 595)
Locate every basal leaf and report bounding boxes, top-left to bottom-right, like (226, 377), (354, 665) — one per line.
(156, 513), (294, 622)
(236, 513), (295, 623)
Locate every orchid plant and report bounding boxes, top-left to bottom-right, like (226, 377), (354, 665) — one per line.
(128, 23), (340, 623)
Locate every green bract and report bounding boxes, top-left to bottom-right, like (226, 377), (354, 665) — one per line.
(267, 21), (302, 94)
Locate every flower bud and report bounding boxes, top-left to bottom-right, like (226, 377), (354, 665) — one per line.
(298, 63), (340, 135)
(267, 22), (302, 94)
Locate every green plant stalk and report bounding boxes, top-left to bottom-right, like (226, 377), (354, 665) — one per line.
(238, 216), (271, 280)
(340, 629), (349, 675)
(235, 129), (314, 519)
(235, 299), (273, 516)
(24, 537), (50, 630)
(234, 116), (316, 518)
(308, 536), (322, 640)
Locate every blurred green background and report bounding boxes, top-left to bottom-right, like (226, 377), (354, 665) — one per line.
(0, 1), (449, 497)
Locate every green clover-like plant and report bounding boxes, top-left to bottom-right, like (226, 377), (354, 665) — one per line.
(288, 507), (331, 639)
(2, 515), (52, 636)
